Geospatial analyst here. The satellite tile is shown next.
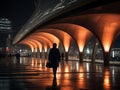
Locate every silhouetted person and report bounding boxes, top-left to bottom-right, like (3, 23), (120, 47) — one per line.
(48, 43), (60, 77)
(15, 53), (20, 63)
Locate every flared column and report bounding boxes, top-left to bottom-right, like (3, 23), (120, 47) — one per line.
(45, 52), (47, 59)
(35, 52), (37, 57)
(103, 52), (110, 66)
(65, 52), (68, 60)
(79, 52), (83, 62)
(31, 52), (34, 57)
(92, 40), (98, 63)
(40, 52), (42, 58)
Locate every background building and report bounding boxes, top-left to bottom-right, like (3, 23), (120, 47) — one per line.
(0, 18), (12, 56)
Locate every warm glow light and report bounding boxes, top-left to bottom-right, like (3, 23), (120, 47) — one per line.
(79, 64), (84, 78)
(39, 47), (42, 52)
(79, 45), (84, 52)
(27, 39), (42, 53)
(64, 63), (69, 77)
(103, 69), (110, 89)
(44, 45), (47, 52)
(23, 39), (40, 53)
(31, 58), (34, 67)
(31, 48), (34, 52)
(65, 64), (69, 73)
(27, 35), (53, 48)
(36, 29), (72, 52)
(102, 23), (118, 52)
(19, 41), (34, 52)
(35, 32), (60, 48)
(46, 23), (92, 53)
(62, 33), (71, 52)
(76, 27), (92, 53)
(22, 40), (37, 52)
(78, 64), (85, 88)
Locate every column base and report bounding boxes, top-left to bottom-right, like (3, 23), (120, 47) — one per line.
(103, 52), (110, 67)
(65, 52), (68, 60)
(79, 52), (83, 63)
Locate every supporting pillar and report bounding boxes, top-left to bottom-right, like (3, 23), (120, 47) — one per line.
(40, 52), (42, 58)
(103, 52), (110, 66)
(36, 52), (37, 58)
(32, 52), (34, 57)
(92, 40), (97, 63)
(79, 52), (83, 62)
(45, 52), (47, 59)
(65, 52), (68, 60)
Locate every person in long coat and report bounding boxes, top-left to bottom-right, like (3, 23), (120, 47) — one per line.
(48, 43), (60, 77)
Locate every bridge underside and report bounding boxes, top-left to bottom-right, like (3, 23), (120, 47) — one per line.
(13, 0), (120, 66)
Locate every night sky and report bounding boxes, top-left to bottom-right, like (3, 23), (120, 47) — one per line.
(0, 0), (35, 36)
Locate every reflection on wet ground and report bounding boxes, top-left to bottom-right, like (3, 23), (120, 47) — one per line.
(0, 57), (120, 90)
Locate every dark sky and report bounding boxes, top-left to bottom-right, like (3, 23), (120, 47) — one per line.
(0, 0), (35, 36)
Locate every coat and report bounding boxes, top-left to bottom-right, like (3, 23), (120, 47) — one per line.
(48, 48), (60, 67)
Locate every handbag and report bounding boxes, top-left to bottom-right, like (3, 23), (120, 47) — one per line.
(46, 61), (52, 68)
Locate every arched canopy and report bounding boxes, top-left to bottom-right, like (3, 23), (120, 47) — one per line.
(19, 41), (34, 52)
(35, 29), (72, 52)
(44, 23), (93, 52)
(47, 14), (120, 52)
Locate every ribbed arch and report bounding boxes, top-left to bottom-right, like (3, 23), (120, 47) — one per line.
(50, 14), (120, 52)
(19, 41), (34, 52)
(32, 32), (60, 48)
(26, 35), (53, 48)
(24, 39), (42, 52)
(21, 40), (37, 52)
(27, 37), (48, 52)
(35, 29), (72, 52)
(44, 23), (93, 52)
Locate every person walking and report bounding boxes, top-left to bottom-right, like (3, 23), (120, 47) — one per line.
(15, 52), (20, 64)
(48, 43), (60, 77)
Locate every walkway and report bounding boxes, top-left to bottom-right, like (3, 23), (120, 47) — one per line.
(0, 57), (120, 90)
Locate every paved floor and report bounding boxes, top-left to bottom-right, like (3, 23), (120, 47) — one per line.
(0, 57), (120, 90)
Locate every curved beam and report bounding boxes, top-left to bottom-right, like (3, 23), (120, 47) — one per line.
(27, 35), (52, 48)
(35, 29), (72, 52)
(31, 32), (60, 48)
(26, 38), (47, 52)
(19, 41), (34, 52)
(24, 39), (42, 52)
(49, 14), (120, 52)
(44, 23), (93, 52)
(21, 40), (37, 52)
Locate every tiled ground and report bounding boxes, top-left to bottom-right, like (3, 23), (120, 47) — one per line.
(0, 57), (120, 90)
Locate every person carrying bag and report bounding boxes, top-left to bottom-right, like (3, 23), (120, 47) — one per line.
(46, 43), (60, 77)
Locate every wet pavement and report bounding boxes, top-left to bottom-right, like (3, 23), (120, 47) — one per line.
(0, 57), (120, 90)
